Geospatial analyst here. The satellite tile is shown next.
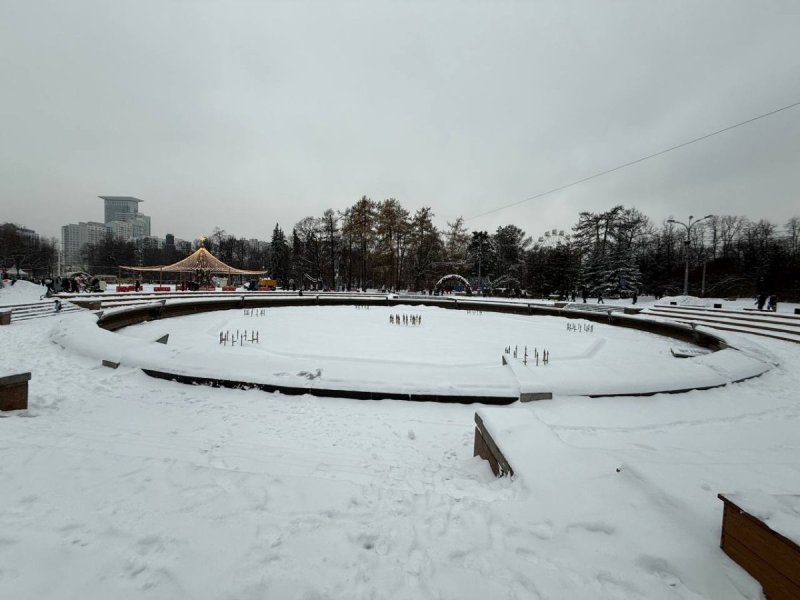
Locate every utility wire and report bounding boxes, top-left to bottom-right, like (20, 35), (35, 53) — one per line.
(465, 99), (800, 222)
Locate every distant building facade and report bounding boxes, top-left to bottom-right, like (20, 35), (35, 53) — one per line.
(102, 196), (142, 224)
(100, 196), (151, 240)
(107, 220), (133, 240)
(80, 221), (107, 248)
(61, 221), (107, 270)
(176, 239), (192, 255)
(61, 224), (81, 270)
(17, 227), (40, 242)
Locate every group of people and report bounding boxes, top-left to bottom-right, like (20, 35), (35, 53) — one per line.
(755, 293), (779, 312)
(41, 275), (105, 295)
(389, 313), (422, 326)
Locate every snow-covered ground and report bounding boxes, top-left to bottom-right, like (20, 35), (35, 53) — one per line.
(0, 279), (51, 306)
(1, 289), (799, 599)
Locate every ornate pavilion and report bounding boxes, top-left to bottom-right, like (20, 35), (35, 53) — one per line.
(122, 243), (266, 287)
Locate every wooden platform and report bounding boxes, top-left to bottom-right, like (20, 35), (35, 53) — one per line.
(718, 493), (800, 599)
(0, 371), (31, 411)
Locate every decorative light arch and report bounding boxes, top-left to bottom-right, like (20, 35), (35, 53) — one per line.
(434, 274), (472, 292)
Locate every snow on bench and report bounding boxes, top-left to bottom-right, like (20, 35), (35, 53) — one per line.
(718, 492), (800, 599)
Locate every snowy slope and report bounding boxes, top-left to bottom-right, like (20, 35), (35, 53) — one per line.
(0, 279), (49, 306)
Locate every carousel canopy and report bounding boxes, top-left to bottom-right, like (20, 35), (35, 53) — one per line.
(121, 247), (266, 276)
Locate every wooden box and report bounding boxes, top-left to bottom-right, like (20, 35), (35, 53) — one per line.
(718, 493), (800, 599)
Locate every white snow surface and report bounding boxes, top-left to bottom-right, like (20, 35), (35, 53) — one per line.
(52, 306), (770, 397)
(1, 303), (799, 599)
(0, 279), (49, 306)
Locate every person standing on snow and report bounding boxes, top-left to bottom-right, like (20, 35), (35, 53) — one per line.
(768, 295), (778, 312)
(755, 293), (767, 311)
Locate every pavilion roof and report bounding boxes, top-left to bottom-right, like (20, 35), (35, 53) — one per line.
(121, 247), (266, 276)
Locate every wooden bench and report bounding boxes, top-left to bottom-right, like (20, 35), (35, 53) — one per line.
(473, 413), (514, 477)
(0, 371), (31, 411)
(718, 493), (800, 599)
(0, 310), (11, 326)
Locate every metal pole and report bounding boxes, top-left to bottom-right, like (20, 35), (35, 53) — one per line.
(669, 215), (713, 297)
(701, 259), (707, 297)
(683, 237), (690, 295)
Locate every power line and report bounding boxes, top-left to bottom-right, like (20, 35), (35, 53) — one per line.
(465, 98), (800, 222)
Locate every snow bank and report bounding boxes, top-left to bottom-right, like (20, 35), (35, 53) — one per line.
(658, 295), (713, 307)
(0, 279), (48, 306)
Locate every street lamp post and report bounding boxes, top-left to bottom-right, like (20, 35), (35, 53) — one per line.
(667, 214), (713, 296)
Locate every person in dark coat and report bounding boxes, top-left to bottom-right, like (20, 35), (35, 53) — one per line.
(767, 295), (778, 312)
(755, 293), (767, 311)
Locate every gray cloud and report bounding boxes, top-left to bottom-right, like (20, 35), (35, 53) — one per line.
(1, 0), (799, 241)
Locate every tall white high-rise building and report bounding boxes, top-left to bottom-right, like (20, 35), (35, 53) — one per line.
(61, 221), (107, 270)
(100, 196), (151, 239)
(61, 224), (81, 270)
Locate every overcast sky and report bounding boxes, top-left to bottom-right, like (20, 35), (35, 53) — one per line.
(2, 0), (799, 242)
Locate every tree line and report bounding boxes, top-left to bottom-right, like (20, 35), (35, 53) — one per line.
(208, 200), (799, 299)
(4, 199), (798, 299)
(0, 223), (58, 279)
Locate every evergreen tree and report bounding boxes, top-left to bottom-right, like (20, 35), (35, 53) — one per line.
(493, 224), (531, 284)
(269, 224), (290, 286)
(407, 207), (443, 290)
(598, 243), (642, 296)
(467, 231), (495, 290)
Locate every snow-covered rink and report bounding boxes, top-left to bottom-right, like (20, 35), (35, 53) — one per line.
(1, 297), (798, 599)
(108, 305), (765, 398)
(117, 305), (670, 366)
